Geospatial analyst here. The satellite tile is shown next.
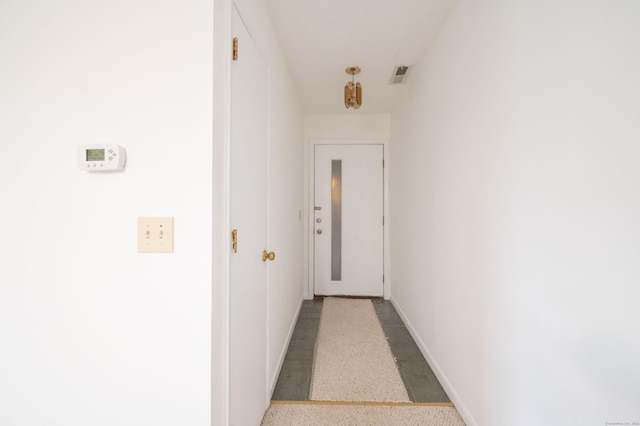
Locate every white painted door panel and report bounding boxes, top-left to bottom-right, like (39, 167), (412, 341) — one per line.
(229, 7), (268, 425)
(314, 144), (384, 296)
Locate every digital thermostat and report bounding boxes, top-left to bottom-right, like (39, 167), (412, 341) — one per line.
(77, 144), (126, 171)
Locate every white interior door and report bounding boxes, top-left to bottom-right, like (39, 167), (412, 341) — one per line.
(314, 144), (384, 297)
(229, 7), (268, 425)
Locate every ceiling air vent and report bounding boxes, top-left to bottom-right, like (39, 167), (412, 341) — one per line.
(390, 65), (410, 84)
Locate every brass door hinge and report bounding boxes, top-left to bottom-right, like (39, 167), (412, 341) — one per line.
(232, 37), (238, 61)
(232, 229), (238, 253)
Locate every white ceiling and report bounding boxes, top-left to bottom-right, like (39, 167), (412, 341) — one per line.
(265, 0), (458, 115)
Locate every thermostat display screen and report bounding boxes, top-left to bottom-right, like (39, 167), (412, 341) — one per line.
(86, 149), (105, 162)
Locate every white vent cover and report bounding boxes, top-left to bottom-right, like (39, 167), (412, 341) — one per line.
(390, 65), (410, 84)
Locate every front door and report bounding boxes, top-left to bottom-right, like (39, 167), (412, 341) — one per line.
(229, 6), (269, 425)
(313, 144), (384, 297)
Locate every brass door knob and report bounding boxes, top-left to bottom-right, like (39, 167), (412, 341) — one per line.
(262, 250), (276, 262)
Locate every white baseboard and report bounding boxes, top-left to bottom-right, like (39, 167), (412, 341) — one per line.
(268, 297), (304, 396)
(390, 297), (478, 426)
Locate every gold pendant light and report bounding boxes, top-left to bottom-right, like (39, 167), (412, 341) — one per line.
(344, 66), (362, 109)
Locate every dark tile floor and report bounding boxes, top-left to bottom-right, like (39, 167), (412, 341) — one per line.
(271, 298), (450, 403)
(372, 300), (450, 403)
(271, 299), (323, 401)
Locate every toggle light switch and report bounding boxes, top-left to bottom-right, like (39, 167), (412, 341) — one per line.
(137, 217), (174, 253)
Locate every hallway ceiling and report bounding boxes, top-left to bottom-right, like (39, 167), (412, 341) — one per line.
(265, 0), (458, 115)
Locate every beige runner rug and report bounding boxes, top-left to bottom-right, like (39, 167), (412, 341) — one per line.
(261, 402), (466, 426)
(309, 298), (410, 402)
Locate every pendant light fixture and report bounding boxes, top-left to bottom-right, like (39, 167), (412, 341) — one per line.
(344, 66), (362, 109)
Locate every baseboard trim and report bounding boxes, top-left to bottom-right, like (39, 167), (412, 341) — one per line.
(390, 297), (478, 426)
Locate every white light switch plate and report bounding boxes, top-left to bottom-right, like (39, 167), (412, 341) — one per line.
(137, 217), (174, 253)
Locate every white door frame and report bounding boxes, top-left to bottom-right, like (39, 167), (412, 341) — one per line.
(212, 0), (232, 424)
(306, 139), (390, 300)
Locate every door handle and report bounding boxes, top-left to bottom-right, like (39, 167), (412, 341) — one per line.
(262, 250), (275, 262)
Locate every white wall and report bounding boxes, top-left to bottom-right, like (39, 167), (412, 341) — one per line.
(304, 114), (391, 141)
(211, 0), (304, 422)
(0, 1), (212, 425)
(390, 1), (640, 425)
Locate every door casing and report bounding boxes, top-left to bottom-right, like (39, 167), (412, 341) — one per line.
(306, 139), (390, 300)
